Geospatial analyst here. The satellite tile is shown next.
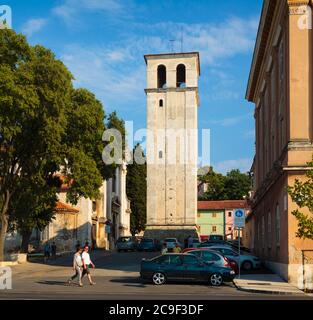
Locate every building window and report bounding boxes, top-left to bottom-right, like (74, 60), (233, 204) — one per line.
(159, 99), (163, 107)
(228, 227), (232, 231)
(157, 65), (167, 89)
(159, 151), (163, 159)
(197, 212), (201, 218)
(228, 211), (232, 217)
(212, 226), (217, 232)
(176, 64), (186, 88)
(275, 204), (280, 247)
(212, 213), (217, 218)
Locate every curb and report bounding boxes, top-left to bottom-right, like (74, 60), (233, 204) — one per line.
(233, 281), (304, 296)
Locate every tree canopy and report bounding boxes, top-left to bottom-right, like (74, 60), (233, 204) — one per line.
(198, 167), (251, 201)
(0, 30), (109, 258)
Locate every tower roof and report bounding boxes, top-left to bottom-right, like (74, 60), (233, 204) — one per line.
(144, 52), (200, 75)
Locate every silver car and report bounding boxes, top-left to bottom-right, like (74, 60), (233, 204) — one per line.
(163, 238), (182, 250)
(209, 245), (261, 270)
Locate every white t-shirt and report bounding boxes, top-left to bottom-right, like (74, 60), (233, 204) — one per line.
(82, 251), (91, 265)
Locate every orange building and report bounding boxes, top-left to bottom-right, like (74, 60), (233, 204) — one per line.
(245, 0), (313, 289)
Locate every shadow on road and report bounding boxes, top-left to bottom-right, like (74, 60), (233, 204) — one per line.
(37, 280), (69, 286)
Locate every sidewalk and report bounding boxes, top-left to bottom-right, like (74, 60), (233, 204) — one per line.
(233, 274), (305, 295)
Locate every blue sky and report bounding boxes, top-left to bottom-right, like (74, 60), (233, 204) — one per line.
(6, 0), (263, 174)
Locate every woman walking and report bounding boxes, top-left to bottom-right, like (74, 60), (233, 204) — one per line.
(68, 247), (83, 287)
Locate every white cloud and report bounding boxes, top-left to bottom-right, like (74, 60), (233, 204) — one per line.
(144, 17), (259, 66)
(56, 14), (258, 117)
(210, 113), (253, 127)
(52, 0), (127, 26)
(60, 44), (146, 112)
(22, 18), (47, 36)
(214, 158), (252, 175)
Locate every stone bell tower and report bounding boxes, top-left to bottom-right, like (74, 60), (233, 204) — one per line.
(144, 52), (200, 242)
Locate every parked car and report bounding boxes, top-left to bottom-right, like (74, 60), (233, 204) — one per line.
(199, 241), (226, 248)
(116, 236), (138, 252)
(182, 248), (239, 274)
(140, 253), (235, 286)
(208, 246), (261, 270)
(163, 238), (182, 251)
(137, 238), (159, 252)
(209, 235), (224, 242)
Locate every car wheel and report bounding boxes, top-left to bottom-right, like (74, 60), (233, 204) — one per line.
(152, 272), (166, 285)
(242, 261), (253, 271)
(209, 273), (223, 287)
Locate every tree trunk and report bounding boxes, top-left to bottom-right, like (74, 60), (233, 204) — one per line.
(21, 230), (32, 253)
(0, 190), (11, 262)
(0, 215), (8, 262)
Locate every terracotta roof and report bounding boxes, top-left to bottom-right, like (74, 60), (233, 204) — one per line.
(55, 201), (79, 213)
(198, 200), (250, 210)
(55, 174), (74, 191)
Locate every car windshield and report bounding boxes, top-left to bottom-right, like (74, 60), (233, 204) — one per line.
(165, 239), (176, 242)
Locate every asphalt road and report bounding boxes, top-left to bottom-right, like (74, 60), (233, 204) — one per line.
(0, 250), (311, 300)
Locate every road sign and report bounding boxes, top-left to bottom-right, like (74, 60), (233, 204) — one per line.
(234, 209), (245, 228)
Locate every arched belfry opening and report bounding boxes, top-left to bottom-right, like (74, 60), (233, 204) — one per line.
(176, 64), (186, 88)
(157, 65), (167, 89)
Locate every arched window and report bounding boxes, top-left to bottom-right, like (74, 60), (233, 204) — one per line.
(176, 64), (186, 88)
(157, 65), (167, 89)
(159, 99), (163, 107)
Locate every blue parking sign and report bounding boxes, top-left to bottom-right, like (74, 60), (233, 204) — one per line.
(234, 209), (245, 228)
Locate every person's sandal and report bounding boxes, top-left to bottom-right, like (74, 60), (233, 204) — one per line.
(79, 283), (83, 287)
(90, 282), (96, 285)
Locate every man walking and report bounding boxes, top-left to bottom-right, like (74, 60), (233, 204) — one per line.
(187, 235), (193, 248)
(81, 245), (96, 285)
(43, 242), (51, 263)
(51, 242), (57, 260)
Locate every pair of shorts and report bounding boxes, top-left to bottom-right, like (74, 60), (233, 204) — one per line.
(83, 264), (91, 275)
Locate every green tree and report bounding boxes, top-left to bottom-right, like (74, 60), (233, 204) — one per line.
(0, 30), (72, 261)
(198, 167), (226, 200)
(0, 30), (108, 259)
(126, 144), (147, 235)
(287, 157), (313, 240)
(224, 169), (251, 200)
(198, 168), (251, 201)
(9, 173), (61, 252)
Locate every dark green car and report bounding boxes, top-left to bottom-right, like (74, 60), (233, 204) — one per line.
(140, 253), (235, 286)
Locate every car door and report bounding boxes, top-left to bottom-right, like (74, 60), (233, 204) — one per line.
(182, 255), (206, 281)
(164, 255), (184, 280)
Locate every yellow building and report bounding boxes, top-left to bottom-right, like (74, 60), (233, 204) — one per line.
(245, 0), (313, 288)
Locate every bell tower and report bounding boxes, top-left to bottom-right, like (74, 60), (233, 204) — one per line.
(144, 52), (200, 242)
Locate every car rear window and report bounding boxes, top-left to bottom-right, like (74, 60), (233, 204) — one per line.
(202, 251), (220, 261)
